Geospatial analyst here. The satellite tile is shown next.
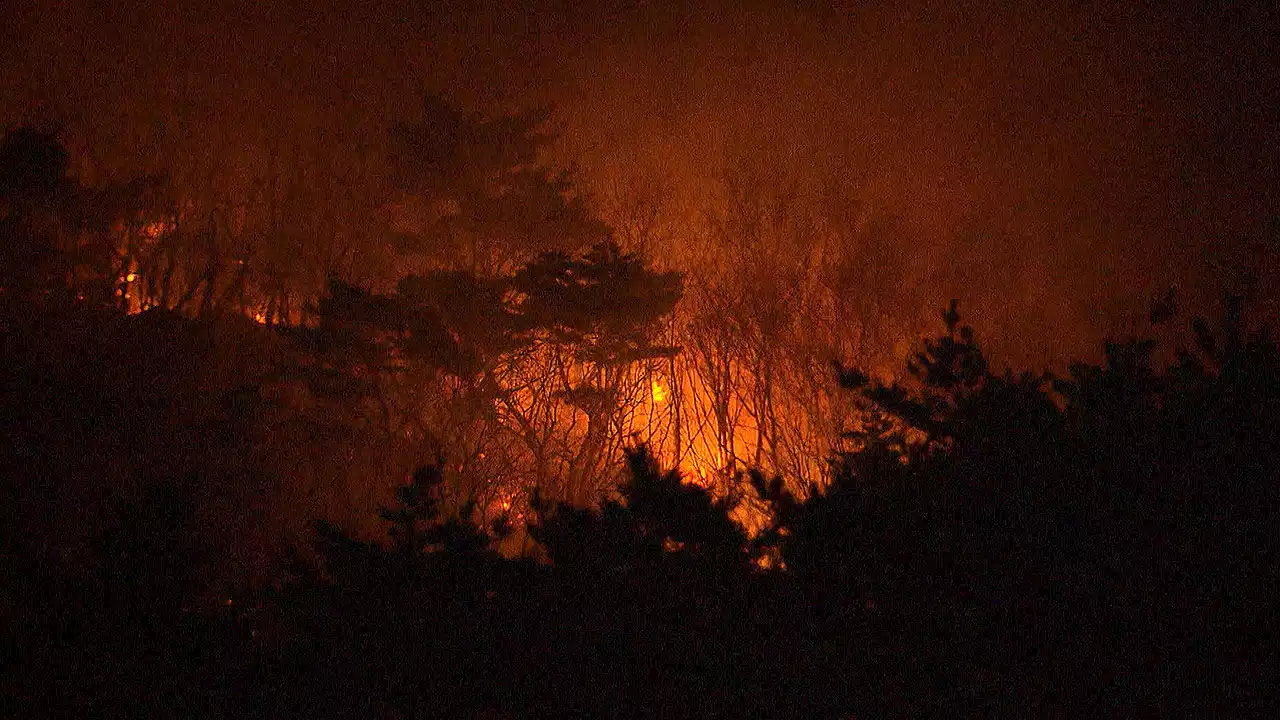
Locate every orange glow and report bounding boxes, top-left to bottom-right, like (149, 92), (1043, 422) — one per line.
(650, 379), (669, 404)
(139, 220), (170, 238)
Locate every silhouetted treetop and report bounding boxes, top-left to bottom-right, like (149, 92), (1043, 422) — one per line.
(388, 95), (609, 264)
(512, 240), (683, 364)
(529, 446), (747, 577)
(390, 95), (549, 196)
(308, 240), (682, 382)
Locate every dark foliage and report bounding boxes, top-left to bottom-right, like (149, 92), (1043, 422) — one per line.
(0, 126), (68, 197)
(5, 132), (1276, 718)
(277, 288), (1276, 719)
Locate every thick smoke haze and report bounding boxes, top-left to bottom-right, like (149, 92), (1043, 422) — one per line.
(4, 0), (1276, 367)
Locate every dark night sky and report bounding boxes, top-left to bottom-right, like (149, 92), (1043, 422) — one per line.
(3, 0), (1277, 366)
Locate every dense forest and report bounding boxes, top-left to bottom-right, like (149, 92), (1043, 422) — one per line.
(3, 97), (1278, 719)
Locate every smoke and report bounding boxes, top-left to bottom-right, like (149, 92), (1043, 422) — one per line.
(4, 0), (1276, 367)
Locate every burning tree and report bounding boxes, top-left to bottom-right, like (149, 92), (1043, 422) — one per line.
(278, 95), (686, 519)
(301, 239), (682, 519)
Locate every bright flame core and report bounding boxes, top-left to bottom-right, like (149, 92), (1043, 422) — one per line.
(650, 379), (669, 404)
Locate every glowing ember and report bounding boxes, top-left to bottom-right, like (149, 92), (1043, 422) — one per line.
(139, 220), (170, 238)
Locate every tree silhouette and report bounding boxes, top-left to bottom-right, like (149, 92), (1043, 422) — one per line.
(1, 126), (72, 299)
(302, 240), (684, 509)
(389, 95), (609, 273)
(748, 298), (1279, 716)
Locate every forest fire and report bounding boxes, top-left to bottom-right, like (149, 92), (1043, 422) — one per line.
(3, 1), (1277, 717)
